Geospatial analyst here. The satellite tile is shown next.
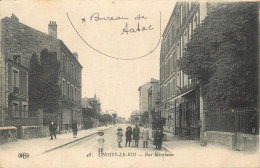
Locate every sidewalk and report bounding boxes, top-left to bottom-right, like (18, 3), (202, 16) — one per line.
(0, 125), (115, 156)
(144, 128), (259, 167)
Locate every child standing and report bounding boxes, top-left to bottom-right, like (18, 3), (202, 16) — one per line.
(116, 127), (123, 148)
(97, 131), (105, 156)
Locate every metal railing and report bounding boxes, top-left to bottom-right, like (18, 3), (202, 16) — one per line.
(205, 109), (258, 135)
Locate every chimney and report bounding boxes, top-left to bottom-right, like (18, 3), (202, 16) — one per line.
(73, 52), (78, 60)
(11, 13), (19, 22)
(48, 21), (57, 38)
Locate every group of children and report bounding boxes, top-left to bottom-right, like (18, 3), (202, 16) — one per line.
(97, 124), (158, 156)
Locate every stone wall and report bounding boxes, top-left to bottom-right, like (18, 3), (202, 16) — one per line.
(205, 131), (259, 151)
(0, 126), (17, 144)
(236, 133), (259, 152)
(205, 131), (236, 150)
(20, 125), (49, 139)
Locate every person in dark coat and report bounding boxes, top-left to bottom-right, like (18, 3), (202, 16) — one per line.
(156, 128), (163, 150)
(133, 124), (140, 147)
(125, 126), (132, 147)
(72, 121), (78, 138)
(153, 129), (158, 149)
(49, 121), (57, 140)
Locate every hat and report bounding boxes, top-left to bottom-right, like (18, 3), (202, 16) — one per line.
(117, 127), (122, 131)
(98, 131), (104, 136)
(126, 126), (132, 130)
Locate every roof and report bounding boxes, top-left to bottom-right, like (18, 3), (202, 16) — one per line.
(1, 16), (82, 68)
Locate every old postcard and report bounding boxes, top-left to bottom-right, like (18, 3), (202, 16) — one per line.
(0, 0), (259, 168)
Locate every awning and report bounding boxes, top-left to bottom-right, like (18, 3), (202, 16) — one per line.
(164, 87), (196, 111)
(172, 88), (195, 101)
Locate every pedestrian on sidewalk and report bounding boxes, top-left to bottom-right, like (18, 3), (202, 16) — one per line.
(125, 126), (132, 147)
(133, 124), (140, 147)
(72, 121), (78, 138)
(116, 127), (123, 148)
(97, 131), (105, 156)
(153, 128), (158, 149)
(49, 120), (57, 140)
(156, 128), (163, 150)
(141, 125), (149, 148)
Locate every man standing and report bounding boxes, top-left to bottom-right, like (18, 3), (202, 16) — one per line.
(72, 121), (78, 138)
(141, 125), (149, 148)
(49, 120), (57, 140)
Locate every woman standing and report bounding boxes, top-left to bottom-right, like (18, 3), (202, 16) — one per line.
(133, 124), (140, 147)
(141, 125), (149, 148)
(125, 126), (132, 147)
(116, 127), (123, 148)
(156, 128), (163, 150)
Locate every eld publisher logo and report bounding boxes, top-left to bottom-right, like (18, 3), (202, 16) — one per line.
(18, 152), (30, 159)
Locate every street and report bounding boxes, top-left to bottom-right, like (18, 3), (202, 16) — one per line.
(1, 125), (175, 168)
(35, 125), (171, 168)
(0, 124), (258, 168)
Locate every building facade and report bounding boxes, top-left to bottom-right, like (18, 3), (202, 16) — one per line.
(0, 14), (83, 131)
(148, 82), (160, 128)
(138, 78), (159, 115)
(160, 1), (208, 139)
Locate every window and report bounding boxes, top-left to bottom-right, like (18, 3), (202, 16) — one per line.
(62, 54), (66, 72)
(193, 15), (198, 31)
(67, 83), (70, 97)
(173, 78), (176, 95)
(13, 69), (19, 93)
(67, 59), (70, 75)
(74, 88), (76, 102)
(177, 42), (180, 60)
(71, 63), (74, 79)
(13, 55), (21, 64)
(75, 67), (77, 81)
(13, 70), (19, 87)
(71, 85), (73, 101)
(22, 105), (28, 117)
(62, 80), (66, 96)
(177, 71), (180, 89)
(12, 103), (19, 118)
(78, 70), (80, 83)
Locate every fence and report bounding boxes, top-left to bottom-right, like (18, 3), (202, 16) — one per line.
(205, 109), (258, 135)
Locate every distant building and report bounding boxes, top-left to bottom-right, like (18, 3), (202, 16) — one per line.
(148, 82), (160, 128)
(0, 14), (83, 131)
(138, 78), (159, 115)
(82, 94), (101, 115)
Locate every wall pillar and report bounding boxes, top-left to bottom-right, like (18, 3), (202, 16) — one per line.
(199, 88), (205, 142)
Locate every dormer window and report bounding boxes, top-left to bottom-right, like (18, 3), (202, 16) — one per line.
(13, 55), (21, 64)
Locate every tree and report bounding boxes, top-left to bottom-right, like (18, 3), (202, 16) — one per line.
(177, 2), (258, 110)
(39, 49), (61, 114)
(152, 117), (166, 130)
(28, 53), (40, 116)
(112, 113), (117, 125)
(141, 111), (149, 125)
(82, 108), (98, 119)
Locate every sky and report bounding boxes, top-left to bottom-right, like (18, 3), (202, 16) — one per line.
(0, 0), (176, 119)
